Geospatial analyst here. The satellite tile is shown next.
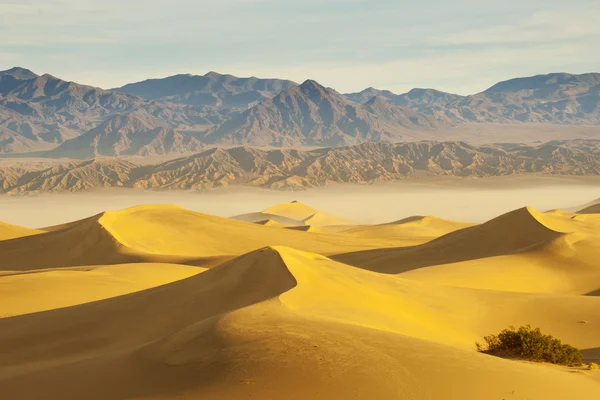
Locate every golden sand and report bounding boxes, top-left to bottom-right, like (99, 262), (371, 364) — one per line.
(0, 221), (44, 241)
(0, 201), (599, 399)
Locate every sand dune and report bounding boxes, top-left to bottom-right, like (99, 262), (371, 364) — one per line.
(578, 203), (600, 214)
(254, 219), (286, 227)
(334, 206), (600, 294)
(1, 201), (600, 398)
(263, 200), (356, 226)
(0, 263), (203, 317)
(0, 213), (140, 272)
(0, 246), (598, 399)
(334, 207), (567, 271)
(0, 204), (416, 272)
(285, 225), (323, 233)
(341, 215), (472, 239)
(232, 201), (356, 228)
(230, 212), (304, 226)
(0, 222), (44, 241)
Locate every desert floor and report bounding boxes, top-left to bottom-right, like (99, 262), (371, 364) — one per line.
(1, 178), (600, 399)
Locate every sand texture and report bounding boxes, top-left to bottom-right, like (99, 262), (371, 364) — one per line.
(1, 201), (599, 399)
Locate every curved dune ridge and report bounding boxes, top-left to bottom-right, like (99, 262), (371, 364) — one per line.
(0, 213), (139, 272)
(0, 221), (44, 241)
(334, 206), (600, 294)
(254, 219), (286, 227)
(0, 246), (599, 399)
(230, 212), (305, 226)
(0, 204), (416, 272)
(1, 201), (600, 399)
(0, 263), (203, 317)
(262, 200), (357, 226)
(578, 203), (600, 214)
(285, 225), (323, 233)
(341, 215), (473, 239)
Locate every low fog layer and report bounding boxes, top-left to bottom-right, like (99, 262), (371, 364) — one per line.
(1, 176), (599, 228)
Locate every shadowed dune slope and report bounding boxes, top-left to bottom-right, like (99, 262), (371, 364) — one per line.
(0, 204), (414, 271)
(0, 246), (598, 399)
(333, 207), (570, 272)
(578, 203), (600, 214)
(230, 212), (304, 226)
(254, 219), (286, 227)
(334, 207), (600, 294)
(0, 213), (141, 272)
(285, 225), (323, 233)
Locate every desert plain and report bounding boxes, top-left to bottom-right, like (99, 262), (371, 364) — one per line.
(0, 179), (600, 400)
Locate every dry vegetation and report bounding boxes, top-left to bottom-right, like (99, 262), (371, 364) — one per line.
(476, 325), (583, 366)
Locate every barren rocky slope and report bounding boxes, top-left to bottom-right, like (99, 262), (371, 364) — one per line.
(205, 80), (441, 146)
(2, 140), (600, 193)
(0, 67), (202, 154)
(346, 73), (600, 125)
(3, 68), (600, 155)
(113, 71), (297, 110)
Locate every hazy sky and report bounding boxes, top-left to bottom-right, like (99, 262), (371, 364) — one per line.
(1, 0), (599, 94)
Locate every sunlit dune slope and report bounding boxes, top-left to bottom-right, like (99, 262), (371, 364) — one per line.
(0, 246), (598, 399)
(0, 222), (44, 241)
(334, 206), (571, 271)
(98, 205), (409, 256)
(262, 200), (356, 226)
(334, 206), (600, 294)
(0, 263), (202, 317)
(0, 204), (413, 271)
(341, 215), (473, 239)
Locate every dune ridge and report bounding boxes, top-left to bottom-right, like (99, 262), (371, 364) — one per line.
(0, 222), (44, 241)
(0, 244), (599, 399)
(342, 215), (473, 239)
(334, 207), (571, 272)
(334, 206), (600, 295)
(0, 203), (421, 272)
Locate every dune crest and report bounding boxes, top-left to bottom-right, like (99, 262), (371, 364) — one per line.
(335, 206), (568, 272)
(1, 244), (599, 398)
(0, 221), (44, 241)
(263, 201), (356, 226)
(342, 215), (473, 239)
(0, 263), (203, 317)
(1, 203), (424, 273)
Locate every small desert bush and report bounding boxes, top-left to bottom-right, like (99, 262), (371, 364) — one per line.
(589, 362), (599, 370)
(476, 325), (582, 367)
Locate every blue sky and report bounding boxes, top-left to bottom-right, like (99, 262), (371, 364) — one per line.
(1, 0), (599, 94)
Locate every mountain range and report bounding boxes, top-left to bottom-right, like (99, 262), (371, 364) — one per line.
(1, 67), (600, 156)
(346, 73), (600, 124)
(2, 139), (600, 193)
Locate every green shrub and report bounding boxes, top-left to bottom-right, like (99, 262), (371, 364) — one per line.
(589, 362), (599, 370)
(476, 325), (582, 367)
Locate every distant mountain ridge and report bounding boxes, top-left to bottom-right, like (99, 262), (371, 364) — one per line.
(345, 73), (600, 124)
(113, 71), (297, 110)
(1, 68), (600, 155)
(0, 68), (199, 154)
(204, 80), (441, 146)
(3, 139), (600, 193)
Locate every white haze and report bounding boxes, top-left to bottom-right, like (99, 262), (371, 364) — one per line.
(1, 177), (599, 228)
